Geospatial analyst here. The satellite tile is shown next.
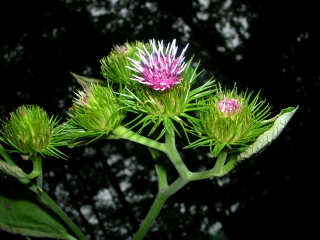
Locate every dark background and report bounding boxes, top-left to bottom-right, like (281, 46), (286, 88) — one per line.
(0, 0), (318, 239)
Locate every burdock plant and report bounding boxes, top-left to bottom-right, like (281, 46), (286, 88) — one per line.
(0, 39), (298, 240)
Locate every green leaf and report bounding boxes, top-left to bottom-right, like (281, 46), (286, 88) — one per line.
(0, 160), (30, 179)
(0, 189), (77, 240)
(237, 106), (298, 161)
(71, 72), (107, 88)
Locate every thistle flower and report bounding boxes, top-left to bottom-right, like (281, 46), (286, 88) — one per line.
(0, 105), (67, 159)
(100, 41), (146, 85)
(186, 85), (271, 157)
(127, 39), (188, 91)
(122, 55), (215, 139)
(66, 84), (125, 145)
(114, 39), (215, 139)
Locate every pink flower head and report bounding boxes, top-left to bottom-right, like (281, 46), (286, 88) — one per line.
(219, 98), (241, 116)
(127, 39), (188, 91)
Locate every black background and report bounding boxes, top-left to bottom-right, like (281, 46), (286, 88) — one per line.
(1, 0), (318, 239)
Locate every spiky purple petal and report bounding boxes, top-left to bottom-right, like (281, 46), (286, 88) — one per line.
(127, 39), (188, 91)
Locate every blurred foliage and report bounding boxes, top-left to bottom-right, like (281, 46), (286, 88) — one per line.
(1, 0), (319, 239)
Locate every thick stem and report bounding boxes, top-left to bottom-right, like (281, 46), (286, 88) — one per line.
(15, 178), (38, 193)
(213, 150), (228, 175)
(188, 151), (229, 180)
(149, 147), (168, 190)
(36, 170), (43, 189)
(38, 189), (89, 240)
(112, 126), (165, 151)
(132, 125), (191, 240)
(132, 194), (168, 240)
(164, 127), (191, 178)
(28, 154), (42, 179)
(221, 152), (238, 175)
(163, 176), (189, 196)
(132, 176), (189, 240)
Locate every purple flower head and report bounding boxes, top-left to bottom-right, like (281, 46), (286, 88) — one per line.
(127, 39), (188, 91)
(219, 98), (241, 116)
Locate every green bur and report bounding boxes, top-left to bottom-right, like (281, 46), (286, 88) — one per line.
(186, 85), (272, 157)
(1, 105), (67, 160)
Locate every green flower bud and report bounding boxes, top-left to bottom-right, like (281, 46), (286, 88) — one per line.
(1, 105), (66, 159)
(100, 41), (147, 85)
(68, 84), (125, 141)
(188, 84), (271, 157)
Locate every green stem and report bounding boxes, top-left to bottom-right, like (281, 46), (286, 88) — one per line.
(148, 147), (168, 189)
(163, 176), (189, 196)
(0, 144), (38, 192)
(113, 126), (165, 151)
(28, 154), (42, 179)
(155, 162), (168, 190)
(221, 152), (238, 175)
(36, 168), (43, 189)
(132, 194), (168, 240)
(164, 126), (191, 178)
(132, 125), (191, 240)
(213, 150), (228, 175)
(132, 177), (189, 240)
(0, 143), (17, 166)
(13, 177), (38, 193)
(38, 189), (89, 240)
(188, 151), (229, 180)
(0, 145), (87, 239)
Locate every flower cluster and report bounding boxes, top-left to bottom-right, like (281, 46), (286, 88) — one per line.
(0, 38), (296, 171)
